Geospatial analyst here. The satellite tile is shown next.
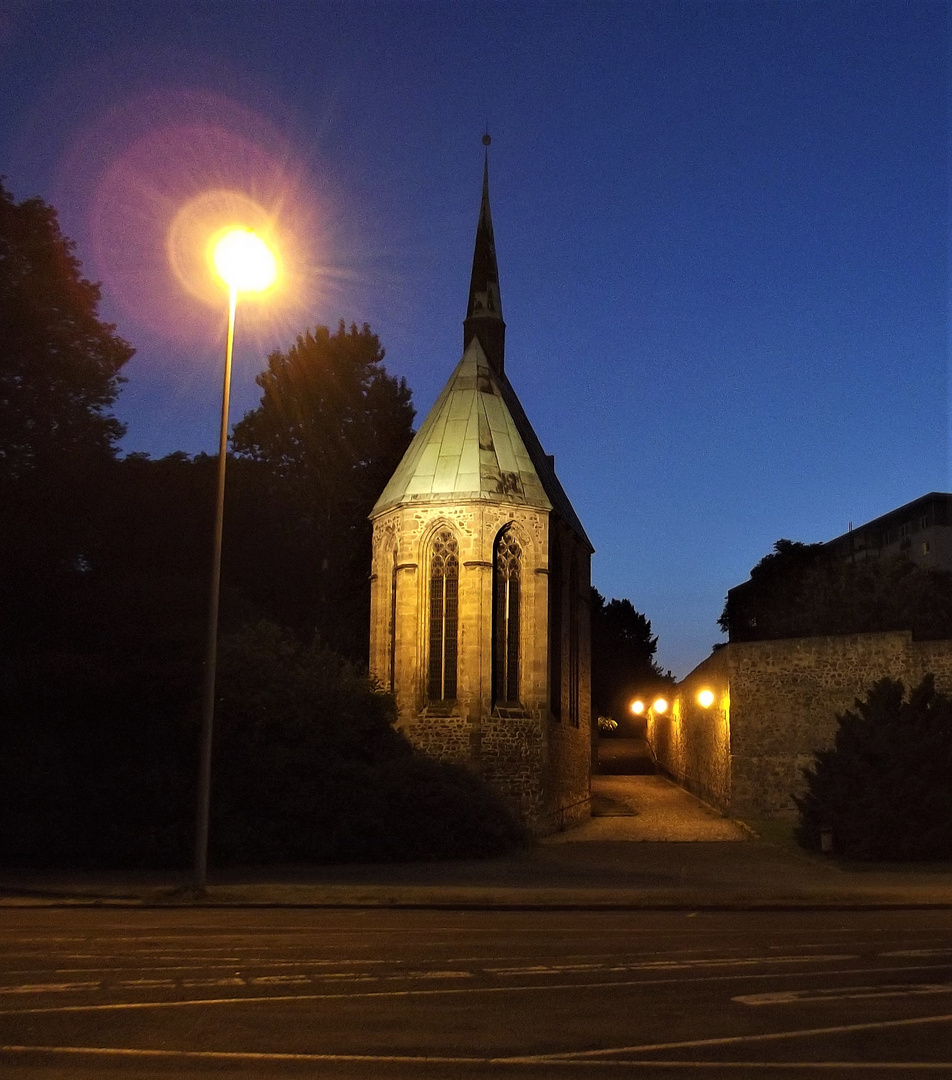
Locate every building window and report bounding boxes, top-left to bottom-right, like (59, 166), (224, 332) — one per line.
(493, 527), (521, 706)
(428, 529), (459, 701)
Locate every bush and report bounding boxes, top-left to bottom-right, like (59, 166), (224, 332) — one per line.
(795, 675), (952, 860)
(209, 622), (525, 864)
(1, 620), (525, 868)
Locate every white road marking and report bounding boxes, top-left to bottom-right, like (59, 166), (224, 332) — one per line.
(0, 981), (100, 995)
(736, 984), (952, 1005)
(181, 977), (246, 988)
(486, 954), (857, 974)
(882, 949), (952, 958)
(506, 1011), (952, 1062)
(3, 1044), (952, 1071)
(248, 975), (311, 985)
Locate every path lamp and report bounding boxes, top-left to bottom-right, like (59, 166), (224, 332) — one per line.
(194, 228), (278, 892)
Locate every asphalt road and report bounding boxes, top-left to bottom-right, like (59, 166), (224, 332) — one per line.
(2, 907), (952, 1077)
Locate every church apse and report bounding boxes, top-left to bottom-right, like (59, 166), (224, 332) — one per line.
(369, 148), (593, 834)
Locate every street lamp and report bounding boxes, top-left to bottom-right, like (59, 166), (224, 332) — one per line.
(194, 227), (277, 892)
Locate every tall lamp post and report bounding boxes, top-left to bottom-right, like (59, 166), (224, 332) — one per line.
(194, 228), (277, 892)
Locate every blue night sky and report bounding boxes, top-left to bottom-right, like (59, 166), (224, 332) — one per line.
(2, 1), (948, 676)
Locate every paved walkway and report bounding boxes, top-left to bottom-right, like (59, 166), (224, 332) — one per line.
(549, 774), (749, 842)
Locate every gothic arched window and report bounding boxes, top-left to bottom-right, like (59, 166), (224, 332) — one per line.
(428, 529), (459, 702)
(493, 527), (521, 706)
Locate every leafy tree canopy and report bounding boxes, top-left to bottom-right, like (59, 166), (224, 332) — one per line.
(0, 179), (132, 481)
(228, 322), (416, 656)
(796, 675), (952, 861)
(232, 321), (414, 507)
(721, 540), (952, 642)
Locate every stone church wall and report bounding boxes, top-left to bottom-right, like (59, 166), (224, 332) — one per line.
(650, 631), (952, 820)
(370, 499), (590, 836)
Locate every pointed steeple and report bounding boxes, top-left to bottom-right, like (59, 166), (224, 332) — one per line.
(463, 134), (506, 376)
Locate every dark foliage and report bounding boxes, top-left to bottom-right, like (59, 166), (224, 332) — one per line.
(0, 187), (523, 870)
(1, 621), (525, 867)
(209, 623), (526, 864)
(591, 588), (671, 725)
(230, 322), (415, 658)
(721, 540), (952, 642)
(795, 675), (952, 861)
(0, 180), (132, 481)
(0, 180), (134, 654)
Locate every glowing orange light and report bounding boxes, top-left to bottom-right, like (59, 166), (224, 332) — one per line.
(652, 697), (668, 714)
(630, 699), (645, 716)
(213, 228), (277, 293)
(697, 689), (715, 709)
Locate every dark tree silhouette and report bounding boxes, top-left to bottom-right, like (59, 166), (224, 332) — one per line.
(796, 675), (952, 860)
(0, 180), (131, 480)
(0, 180), (134, 650)
(591, 588), (670, 726)
(229, 322), (415, 658)
(721, 540), (952, 642)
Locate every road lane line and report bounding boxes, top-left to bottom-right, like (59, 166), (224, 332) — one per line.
(3, 962), (952, 1015)
(501, 1012), (952, 1062)
(486, 954), (857, 975)
(0, 981), (101, 995)
(3, 1045), (952, 1071)
(0, 1045), (484, 1065)
(735, 984), (952, 1005)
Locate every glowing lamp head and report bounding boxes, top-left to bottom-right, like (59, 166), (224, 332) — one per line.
(652, 697), (668, 714)
(697, 689), (715, 709)
(630, 699), (645, 716)
(213, 228), (277, 293)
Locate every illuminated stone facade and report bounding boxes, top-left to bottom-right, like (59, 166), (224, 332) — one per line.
(648, 631), (952, 818)
(368, 157), (593, 834)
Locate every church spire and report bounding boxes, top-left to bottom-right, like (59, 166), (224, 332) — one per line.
(463, 134), (506, 376)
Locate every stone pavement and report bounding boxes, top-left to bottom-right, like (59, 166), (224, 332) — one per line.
(559, 774), (748, 842)
(2, 761), (950, 910)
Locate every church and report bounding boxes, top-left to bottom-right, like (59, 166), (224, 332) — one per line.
(368, 147), (593, 835)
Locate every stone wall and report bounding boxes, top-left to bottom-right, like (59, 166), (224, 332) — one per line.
(649, 631), (952, 819)
(648, 646), (732, 811)
(545, 716), (592, 831)
(480, 713), (546, 827)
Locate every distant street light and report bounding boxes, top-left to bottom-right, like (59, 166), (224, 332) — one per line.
(697, 689), (715, 709)
(652, 697), (668, 715)
(630, 699), (645, 716)
(194, 227), (277, 892)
